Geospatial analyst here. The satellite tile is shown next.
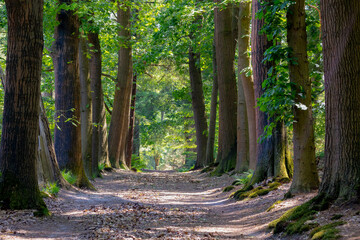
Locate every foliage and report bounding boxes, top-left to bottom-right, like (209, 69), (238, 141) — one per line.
(231, 170), (254, 186)
(131, 155), (147, 171)
(41, 182), (60, 197)
(61, 170), (77, 185)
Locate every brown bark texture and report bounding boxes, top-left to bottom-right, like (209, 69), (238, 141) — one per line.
(238, 1), (257, 170)
(319, 0), (360, 202)
(79, 37), (93, 179)
(89, 32), (103, 177)
(125, 75), (137, 168)
(236, 1), (251, 172)
(53, 0), (93, 189)
(108, 2), (133, 169)
(287, 0), (319, 193)
(205, 44), (218, 166)
(214, 1), (238, 174)
(189, 48), (208, 169)
(0, 0), (46, 210)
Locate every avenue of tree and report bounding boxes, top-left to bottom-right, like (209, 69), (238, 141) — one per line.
(0, 0), (359, 229)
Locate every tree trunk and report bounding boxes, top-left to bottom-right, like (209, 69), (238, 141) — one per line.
(189, 47), (208, 169)
(132, 117), (140, 157)
(205, 44), (218, 166)
(250, 0), (275, 184)
(88, 32), (102, 177)
(108, 1), (133, 169)
(238, 1), (257, 170)
(214, 1), (238, 174)
(273, 120), (292, 179)
(79, 37), (93, 179)
(53, 0), (93, 189)
(319, 0), (360, 202)
(125, 75), (137, 168)
(236, 1), (252, 172)
(0, 0), (46, 210)
(287, 0), (319, 193)
(99, 100), (111, 168)
(37, 99), (70, 189)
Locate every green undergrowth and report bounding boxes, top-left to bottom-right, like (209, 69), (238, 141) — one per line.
(310, 221), (345, 240)
(232, 170), (253, 186)
(223, 186), (235, 192)
(41, 182), (60, 198)
(269, 194), (331, 235)
(61, 170), (77, 185)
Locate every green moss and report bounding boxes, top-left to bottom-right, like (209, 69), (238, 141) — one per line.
(223, 186), (235, 192)
(274, 177), (291, 183)
(310, 221), (345, 240)
(330, 214), (343, 220)
(267, 200), (283, 212)
(269, 194), (332, 235)
(269, 182), (282, 189)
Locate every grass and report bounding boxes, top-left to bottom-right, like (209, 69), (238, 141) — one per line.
(61, 170), (77, 185)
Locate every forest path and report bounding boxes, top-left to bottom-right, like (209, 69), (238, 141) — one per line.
(0, 170), (312, 239)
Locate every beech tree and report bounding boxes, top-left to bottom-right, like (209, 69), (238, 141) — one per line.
(108, 1), (133, 169)
(287, 0), (319, 193)
(319, 0), (360, 202)
(0, 0), (47, 211)
(53, 0), (93, 188)
(214, 1), (238, 174)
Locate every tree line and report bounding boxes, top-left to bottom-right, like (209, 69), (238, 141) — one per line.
(0, 0), (359, 222)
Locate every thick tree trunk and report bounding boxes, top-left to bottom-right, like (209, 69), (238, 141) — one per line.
(205, 44), (218, 166)
(88, 32), (102, 177)
(189, 48), (208, 169)
(132, 118), (140, 157)
(236, 1), (252, 172)
(214, 1), (238, 174)
(99, 101), (111, 168)
(79, 37), (93, 179)
(108, 2), (133, 169)
(53, 0), (93, 189)
(0, 0), (46, 210)
(238, 1), (257, 170)
(287, 0), (319, 193)
(273, 120), (292, 179)
(250, 0), (275, 184)
(125, 75), (137, 168)
(319, 0), (360, 202)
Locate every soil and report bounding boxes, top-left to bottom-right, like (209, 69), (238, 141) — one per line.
(0, 170), (359, 239)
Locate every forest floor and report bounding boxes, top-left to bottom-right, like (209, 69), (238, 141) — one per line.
(1, 170), (360, 240)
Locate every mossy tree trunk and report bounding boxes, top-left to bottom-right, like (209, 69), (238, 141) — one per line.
(0, 0), (46, 210)
(108, 1), (133, 169)
(214, 1), (238, 174)
(53, 0), (93, 189)
(287, 0), (319, 193)
(125, 75), (137, 168)
(79, 37), (93, 179)
(319, 0), (360, 202)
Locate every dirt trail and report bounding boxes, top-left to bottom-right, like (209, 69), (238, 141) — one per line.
(0, 170), (318, 239)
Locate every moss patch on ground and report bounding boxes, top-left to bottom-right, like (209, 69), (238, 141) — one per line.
(267, 200), (283, 212)
(223, 185), (235, 192)
(232, 179), (284, 201)
(269, 194), (331, 235)
(310, 221), (345, 240)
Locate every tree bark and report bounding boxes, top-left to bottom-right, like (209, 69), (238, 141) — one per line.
(236, 1), (251, 172)
(88, 32), (102, 177)
(287, 0), (319, 193)
(0, 0), (46, 210)
(205, 44), (218, 166)
(319, 0), (360, 202)
(214, 1), (238, 174)
(125, 75), (137, 168)
(250, 0), (275, 184)
(108, 1), (133, 169)
(79, 37), (93, 179)
(189, 47), (208, 169)
(53, 0), (93, 189)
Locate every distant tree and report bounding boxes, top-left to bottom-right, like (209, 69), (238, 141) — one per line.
(319, 0), (360, 202)
(53, 0), (93, 188)
(0, 0), (47, 212)
(108, 1), (133, 168)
